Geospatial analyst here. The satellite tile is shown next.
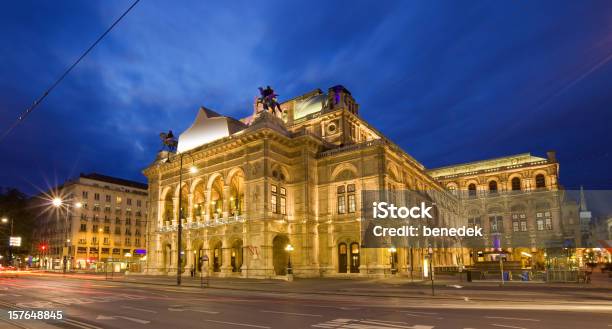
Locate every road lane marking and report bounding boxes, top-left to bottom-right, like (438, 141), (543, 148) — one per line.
(96, 315), (150, 324)
(121, 305), (158, 313)
(361, 319), (434, 329)
(491, 324), (528, 329)
(260, 310), (322, 317)
(168, 307), (219, 314)
(189, 309), (220, 314)
(65, 318), (105, 329)
(486, 316), (540, 322)
(203, 319), (271, 328)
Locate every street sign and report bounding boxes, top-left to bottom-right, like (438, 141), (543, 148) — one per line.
(9, 237), (21, 247)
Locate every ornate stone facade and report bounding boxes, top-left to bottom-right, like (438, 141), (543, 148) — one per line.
(144, 85), (563, 278)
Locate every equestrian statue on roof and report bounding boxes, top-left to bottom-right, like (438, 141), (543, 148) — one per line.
(159, 130), (178, 152)
(256, 85), (283, 116)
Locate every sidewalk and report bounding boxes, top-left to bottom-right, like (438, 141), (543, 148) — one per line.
(31, 270), (612, 303)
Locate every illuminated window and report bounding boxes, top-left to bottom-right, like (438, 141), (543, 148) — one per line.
(116, 196), (122, 204)
(536, 211), (552, 230)
(489, 215), (503, 232)
(512, 213), (527, 232)
(271, 184), (286, 215)
(468, 216), (481, 228)
(337, 184), (356, 214)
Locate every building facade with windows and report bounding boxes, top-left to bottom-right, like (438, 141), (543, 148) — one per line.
(144, 85), (568, 278)
(31, 173), (148, 271)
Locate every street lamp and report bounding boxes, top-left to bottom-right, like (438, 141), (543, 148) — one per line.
(285, 244), (294, 275)
(164, 151), (198, 286)
(1, 217), (14, 265)
(428, 246), (434, 296)
(388, 246), (397, 274)
(52, 197), (78, 274)
(52, 198), (63, 208)
(98, 228), (103, 271)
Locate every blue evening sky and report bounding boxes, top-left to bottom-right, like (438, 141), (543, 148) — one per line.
(1, 1), (611, 194)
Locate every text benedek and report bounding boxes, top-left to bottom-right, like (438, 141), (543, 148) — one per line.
(371, 202), (483, 237)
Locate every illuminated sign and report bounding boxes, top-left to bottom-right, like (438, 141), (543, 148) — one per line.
(9, 236), (21, 247)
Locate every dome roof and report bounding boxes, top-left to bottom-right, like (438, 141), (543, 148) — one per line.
(177, 107), (246, 153)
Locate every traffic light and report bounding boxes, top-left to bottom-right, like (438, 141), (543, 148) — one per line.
(40, 244), (47, 251)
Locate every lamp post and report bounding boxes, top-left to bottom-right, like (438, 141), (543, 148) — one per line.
(53, 197), (80, 273)
(388, 246), (397, 274)
(98, 228), (103, 271)
(165, 151), (198, 286)
(428, 246), (434, 296)
(1, 217), (13, 265)
(285, 244), (294, 276)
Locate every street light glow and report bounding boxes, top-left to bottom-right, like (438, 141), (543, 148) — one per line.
(52, 197), (63, 207)
(285, 244), (294, 252)
(189, 165), (198, 174)
(75, 202), (82, 208)
(1, 217), (7, 223)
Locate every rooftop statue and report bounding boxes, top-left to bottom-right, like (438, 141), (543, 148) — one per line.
(256, 85), (283, 117)
(159, 130), (178, 152)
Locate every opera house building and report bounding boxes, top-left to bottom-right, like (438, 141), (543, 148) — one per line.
(144, 85), (586, 279)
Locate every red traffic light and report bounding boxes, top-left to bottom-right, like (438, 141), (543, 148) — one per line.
(40, 245), (47, 251)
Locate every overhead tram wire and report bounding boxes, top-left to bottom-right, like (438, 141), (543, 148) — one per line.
(0, 0), (141, 144)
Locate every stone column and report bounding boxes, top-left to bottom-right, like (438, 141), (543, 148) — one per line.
(172, 197), (179, 225)
(187, 192), (194, 222)
(221, 240), (232, 275)
(222, 185), (230, 219)
(203, 191), (210, 222)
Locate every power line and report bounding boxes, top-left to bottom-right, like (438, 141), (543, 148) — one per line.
(0, 0), (141, 144)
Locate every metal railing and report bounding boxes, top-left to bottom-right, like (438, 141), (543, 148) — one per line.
(158, 215), (246, 232)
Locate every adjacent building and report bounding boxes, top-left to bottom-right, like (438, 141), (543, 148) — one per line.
(31, 173), (148, 271)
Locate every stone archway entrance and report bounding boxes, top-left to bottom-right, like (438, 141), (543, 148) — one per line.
(231, 239), (243, 272)
(350, 242), (360, 273)
(338, 243), (348, 273)
(272, 235), (290, 275)
(211, 241), (222, 272)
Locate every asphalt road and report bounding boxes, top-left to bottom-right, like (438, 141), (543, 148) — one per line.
(0, 275), (610, 329)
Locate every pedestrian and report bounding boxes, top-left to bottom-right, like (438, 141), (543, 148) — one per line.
(190, 265), (195, 278)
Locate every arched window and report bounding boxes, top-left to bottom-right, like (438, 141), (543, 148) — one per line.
(468, 183), (477, 198)
(488, 181), (498, 194)
(535, 174), (546, 189)
(511, 177), (521, 191)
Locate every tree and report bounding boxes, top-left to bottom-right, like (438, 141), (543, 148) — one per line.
(0, 187), (35, 264)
